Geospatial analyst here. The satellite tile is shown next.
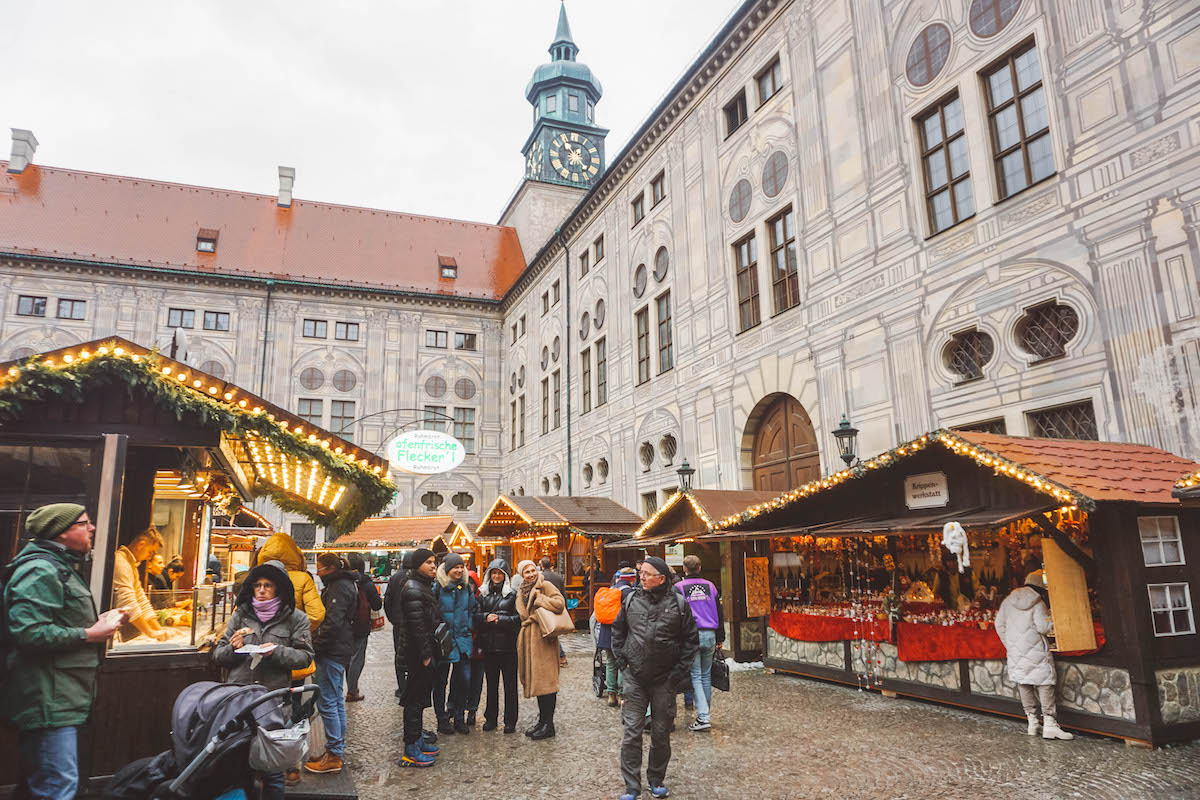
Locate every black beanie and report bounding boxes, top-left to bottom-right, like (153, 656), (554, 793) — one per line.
(405, 548), (436, 570)
(643, 556), (670, 578)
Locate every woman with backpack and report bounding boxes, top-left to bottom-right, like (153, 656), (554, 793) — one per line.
(473, 559), (520, 732)
(515, 559), (566, 740)
(344, 553), (382, 703)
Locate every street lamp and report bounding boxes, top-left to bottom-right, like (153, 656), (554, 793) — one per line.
(676, 458), (695, 491)
(832, 414), (859, 467)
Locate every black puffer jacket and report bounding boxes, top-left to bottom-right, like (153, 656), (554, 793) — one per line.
(473, 560), (519, 654)
(313, 569), (357, 665)
(384, 568), (409, 625)
(398, 571), (441, 668)
(612, 582), (700, 690)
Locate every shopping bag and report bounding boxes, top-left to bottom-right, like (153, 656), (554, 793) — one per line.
(250, 718), (310, 772)
(305, 700), (327, 761)
(592, 649), (606, 697)
(711, 649), (731, 693)
(371, 608), (386, 631)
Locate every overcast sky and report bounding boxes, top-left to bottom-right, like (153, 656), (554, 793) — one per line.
(3, 0), (735, 224)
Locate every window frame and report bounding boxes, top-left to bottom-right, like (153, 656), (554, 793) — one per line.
(767, 207), (800, 315)
(552, 370), (562, 429)
(196, 236), (217, 253)
(733, 233), (761, 333)
(546, 94), (557, 113)
(426, 329), (449, 349)
(581, 348), (592, 414)
(454, 332), (477, 351)
(56, 299), (87, 321)
(1139, 516), (1186, 567)
(16, 295), (47, 317)
(203, 311), (230, 332)
(1148, 582), (1196, 637)
(541, 378), (550, 435)
(755, 57), (783, 107)
(518, 395), (526, 447)
(579, 249), (590, 278)
(631, 192), (645, 226)
(635, 307), (651, 385)
(297, 398), (324, 427)
(656, 291), (673, 374)
(330, 400), (355, 442)
(552, 281), (561, 305)
(453, 407), (476, 454)
(568, 93), (579, 113)
(423, 405), (447, 432)
(983, 41), (1056, 202)
(918, 91), (976, 235)
(542, 292), (550, 315)
(302, 319), (327, 339)
(167, 308), (195, 329)
(595, 337), (607, 407)
(594, 235), (605, 263)
(724, 90), (749, 137)
(334, 321), (359, 342)
(651, 171), (666, 206)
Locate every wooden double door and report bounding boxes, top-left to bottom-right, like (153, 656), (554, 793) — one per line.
(751, 395), (820, 492)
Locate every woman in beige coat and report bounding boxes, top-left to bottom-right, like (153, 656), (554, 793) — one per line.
(515, 559), (565, 740)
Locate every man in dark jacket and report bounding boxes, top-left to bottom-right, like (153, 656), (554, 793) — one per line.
(1, 504), (126, 800)
(539, 556), (569, 666)
(473, 559), (520, 732)
(397, 548), (441, 768)
(612, 556), (699, 800)
(305, 554), (357, 775)
(344, 553), (383, 703)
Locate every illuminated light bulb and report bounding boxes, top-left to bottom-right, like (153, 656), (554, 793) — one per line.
(131, 355), (140, 362)
(98, 347), (109, 355)
(321, 440), (330, 448)
(7, 368), (16, 377)
(257, 408), (264, 415)
(193, 379), (202, 388)
(294, 426), (303, 434)
(80, 350), (91, 359)
(176, 373), (186, 382)
(208, 387), (217, 395)
(114, 347), (124, 356)
(372, 466), (381, 474)
(223, 392), (233, 401)
(63, 354), (74, 363)
(238, 400), (247, 408)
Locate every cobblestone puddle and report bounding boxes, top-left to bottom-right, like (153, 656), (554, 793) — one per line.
(319, 629), (1200, 799)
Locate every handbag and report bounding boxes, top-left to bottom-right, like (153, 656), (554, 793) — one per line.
(534, 604), (575, 638)
(711, 647), (731, 693)
(434, 621), (454, 658)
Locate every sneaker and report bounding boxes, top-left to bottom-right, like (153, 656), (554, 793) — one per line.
(303, 751), (343, 774)
(618, 794), (639, 800)
(688, 718), (711, 732)
(650, 784), (670, 798)
(284, 769), (300, 786)
(400, 743), (435, 768)
(607, 691), (619, 707)
(345, 690), (364, 702)
(559, 655), (568, 667)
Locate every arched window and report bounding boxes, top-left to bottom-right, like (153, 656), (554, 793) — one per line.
(659, 434), (678, 466)
(943, 330), (995, 382)
(451, 491), (473, 511)
(583, 463), (594, 486)
(597, 458), (609, 483)
(552, 474), (562, 492)
(969, 0), (1021, 38)
(633, 264), (648, 298)
(1016, 301), (1079, 362)
(594, 299), (606, 329)
(541, 477), (551, 494)
(762, 151), (789, 198)
(9, 347), (36, 360)
(580, 312), (591, 340)
(653, 247), (669, 282)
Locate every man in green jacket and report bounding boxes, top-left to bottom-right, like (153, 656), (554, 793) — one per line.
(1, 503), (126, 799)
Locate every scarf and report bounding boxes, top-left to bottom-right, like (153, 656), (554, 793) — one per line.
(252, 596), (281, 623)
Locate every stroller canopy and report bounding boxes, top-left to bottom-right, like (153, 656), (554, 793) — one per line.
(171, 682), (285, 765)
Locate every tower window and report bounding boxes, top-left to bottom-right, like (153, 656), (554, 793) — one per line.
(568, 94), (579, 112)
(547, 94), (557, 113)
(586, 99), (594, 122)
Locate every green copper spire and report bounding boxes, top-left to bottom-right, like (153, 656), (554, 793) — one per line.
(550, 2), (578, 62)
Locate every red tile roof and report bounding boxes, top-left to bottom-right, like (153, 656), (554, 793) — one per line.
(332, 515), (456, 547)
(0, 162), (526, 300)
(689, 490), (781, 523)
(955, 431), (1200, 505)
(478, 496), (643, 535)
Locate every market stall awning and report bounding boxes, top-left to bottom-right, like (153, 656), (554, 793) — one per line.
(476, 495), (643, 538)
(702, 505), (1054, 540)
(327, 515), (456, 549)
(0, 337), (395, 534)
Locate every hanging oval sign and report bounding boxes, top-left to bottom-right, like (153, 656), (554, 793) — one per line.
(386, 430), (465, 475)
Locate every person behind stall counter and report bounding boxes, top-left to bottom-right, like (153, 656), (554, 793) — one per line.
(114, 527), (169, 642)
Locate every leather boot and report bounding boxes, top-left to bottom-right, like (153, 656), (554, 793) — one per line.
(1026, 714), (1040, 736)
(1042, 717), (1074, 740)
(529, 721), (556, 740)
(607, 691), (619, 707)
(524, 717), (542, 736)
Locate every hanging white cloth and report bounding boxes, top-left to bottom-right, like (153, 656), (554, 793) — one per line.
(941, 521), (970, 573)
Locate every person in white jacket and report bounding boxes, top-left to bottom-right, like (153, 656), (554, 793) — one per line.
(994, 570), (1074, 741)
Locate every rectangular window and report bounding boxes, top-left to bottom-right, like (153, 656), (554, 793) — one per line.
(1149, 583), (1195, 637)
(724, 91), (748, 137)
(594, 235), (605, 263)
(16, 295), (46, 317)
(1027, 401), (1098, 441)
(631, 192), (645, 226)
(519, 395), (526, 446)
(168, 308), (195, 329)
(302, 319), (327, 338)
(581, 349), (592, 413)
(767, 207), (800, 314)
(756, 58), (783, 105)
(546, 94), (557, 113)
(511, 324), (518, 344)
(520, 314), (527, 336)
(656, 292), (673, 374)
(635, 307), (650, 385)
(423, 405), (446, 432)
(542, 292), (550, 315)
(454, 332), (477, 351)
(651, 171), (665, 206)
(586, 99), (594, 122)
(642, 491), (659, 517)
(57, 299), (86, 321)
(541, 378), (550, 434)
(196, 236), (217, 253)
(985, 43), (1054, 200)
(733, 234), (761, 332)
(552, 370), (561, 429)
(595, 337), (607, 406)
(426, 329), (448, 348)
(1140, 517), (1185, 567)
(331, 400), (355, 442)
(511, 401), (518, 452)
(297, 398), (323, 427)
(203, 311), (230, 331)
(334, 322), (359, 341)
(568, 93), (579, 112)
(919, 93), (975, 234)
(552, 281), (561, 304)
(454, 407), (475, 454)
(579, 250), (590, 277)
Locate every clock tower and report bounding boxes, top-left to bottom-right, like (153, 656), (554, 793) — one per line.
(522, 3), (607, 187)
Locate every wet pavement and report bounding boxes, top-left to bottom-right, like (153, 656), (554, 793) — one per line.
(314, 628), (1200, 799)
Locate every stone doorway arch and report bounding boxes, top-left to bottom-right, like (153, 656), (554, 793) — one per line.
(747, 394), (820, 491)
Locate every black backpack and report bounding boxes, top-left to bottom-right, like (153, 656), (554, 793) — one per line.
(0, 552), (77, 684)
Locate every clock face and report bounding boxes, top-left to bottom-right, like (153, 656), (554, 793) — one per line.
(549, 131), (600, 184)
(526, 140), (544, 180)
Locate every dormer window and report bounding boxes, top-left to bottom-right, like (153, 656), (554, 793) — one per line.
(196, 228), (219, 253)
(438, 255), (458, 279)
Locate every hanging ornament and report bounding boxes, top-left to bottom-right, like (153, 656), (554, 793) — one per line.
(941, 521), (970, 573)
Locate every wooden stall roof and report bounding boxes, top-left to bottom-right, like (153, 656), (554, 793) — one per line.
(476, 495), (643, 537)
(330, 515), (456, 548)
(719, 429), (1200, 532)
(606, 489), (780, 549)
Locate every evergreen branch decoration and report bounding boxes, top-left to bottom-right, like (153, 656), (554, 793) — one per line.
(1, 345), (394, 536)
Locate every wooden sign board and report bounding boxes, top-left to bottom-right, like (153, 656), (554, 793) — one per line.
(1042, 537), (1097, 652)
(744, 556), (771, 617)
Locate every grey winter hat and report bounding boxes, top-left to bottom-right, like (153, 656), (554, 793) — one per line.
(643, 556), (670, 578)
(442, 552), (465, 571)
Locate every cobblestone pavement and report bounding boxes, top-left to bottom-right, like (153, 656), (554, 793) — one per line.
(329, 629), (1200, 800)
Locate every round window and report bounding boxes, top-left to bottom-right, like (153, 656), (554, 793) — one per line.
(594, 299), (606, 329)
(906, 24), (952, 86)
(969, 0), (1021, 38)
(580, 312), (591, 340)
(729, 179), (752, 223)
(519, 365), (526, 387)
(552, 336), (561, 362)
(425, 375), (446, 398)
(455, 378), (476, 400)
(633, 264), (648, 298)
(762, 151), (789, 198)
(653, 247), (669, 282)
(333, 369), (357, 392)
(299, 367), (324, 391)
(541, 346), (550, 370)
(200, 360), (226, 381)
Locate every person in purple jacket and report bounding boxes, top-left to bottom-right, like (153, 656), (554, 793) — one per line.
(674, 555), (725, 731)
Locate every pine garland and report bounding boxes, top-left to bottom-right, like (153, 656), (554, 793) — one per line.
(0, 349), (394, 535)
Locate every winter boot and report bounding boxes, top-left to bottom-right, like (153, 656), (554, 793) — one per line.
(1042, 717), (1075, 740)
(467, 710), (477, 727)
(454, 718), (470, 735)
(524, 717), (542, 736)
(529, 721), (556, 740)
(1025, 714), (1040, 736)
(437, 717), (455, 735)
(607, 691), (619, 707)
(400, 743), (435, 768)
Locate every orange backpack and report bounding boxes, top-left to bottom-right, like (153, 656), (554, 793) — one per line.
(594, 586), (623, 625)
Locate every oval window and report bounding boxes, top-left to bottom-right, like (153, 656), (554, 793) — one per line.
(729, 179), (752, 223)
(633, 264), (648, 298)
(762, 151), (789, 198)
(906, 24), (952, 86)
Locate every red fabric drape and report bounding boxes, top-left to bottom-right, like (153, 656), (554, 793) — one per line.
(768, 611), (889, 643)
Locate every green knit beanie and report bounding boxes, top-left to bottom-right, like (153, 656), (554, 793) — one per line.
(25, 503), (87, 540)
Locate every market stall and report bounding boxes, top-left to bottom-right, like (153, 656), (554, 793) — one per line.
(320, 514), (465, 581)
(476, 495), (642, 624)
(0, 336), (394, 786)
(711, 429), (1200, 747)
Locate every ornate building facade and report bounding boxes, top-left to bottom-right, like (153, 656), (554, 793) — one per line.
(3, 0), (1200, 536)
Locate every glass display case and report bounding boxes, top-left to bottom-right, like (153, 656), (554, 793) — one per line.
(110, 582), (235, 653)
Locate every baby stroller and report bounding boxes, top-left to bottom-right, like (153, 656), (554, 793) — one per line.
(104, 682), (319, 800)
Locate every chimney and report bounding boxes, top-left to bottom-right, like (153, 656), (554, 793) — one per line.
(8, 129), (38, 174)
(277, 166), (295, 208)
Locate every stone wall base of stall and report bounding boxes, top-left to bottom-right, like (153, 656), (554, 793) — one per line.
(1157, 667), (1200, 724)
(970, 659), (1136, 721)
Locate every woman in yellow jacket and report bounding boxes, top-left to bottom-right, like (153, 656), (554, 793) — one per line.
(257, 531), (325, 631)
